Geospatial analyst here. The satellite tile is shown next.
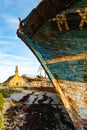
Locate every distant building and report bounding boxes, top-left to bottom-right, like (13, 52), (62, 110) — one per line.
(3, 66), (25, 86)
(3, 66), (53, 88)
(22, 75), (53, 88)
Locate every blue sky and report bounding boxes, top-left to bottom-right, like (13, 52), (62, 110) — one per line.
(0, 0), (43, 82)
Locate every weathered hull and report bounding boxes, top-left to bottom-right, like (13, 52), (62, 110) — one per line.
(17, 0), (87, 129)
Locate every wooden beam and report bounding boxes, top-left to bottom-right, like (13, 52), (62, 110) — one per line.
(46, 53), (87, 64)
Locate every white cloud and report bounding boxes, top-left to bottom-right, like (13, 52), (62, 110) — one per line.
(0, 53), (37, 65)
(6, 16), (18, 25)
(0, 13), (19, 33)
(0, 40), (13, 45)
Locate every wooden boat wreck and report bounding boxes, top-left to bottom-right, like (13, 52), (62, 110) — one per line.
(17, 0), (87, 129)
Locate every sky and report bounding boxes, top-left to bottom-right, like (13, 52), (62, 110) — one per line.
(0, 0), (44, 83)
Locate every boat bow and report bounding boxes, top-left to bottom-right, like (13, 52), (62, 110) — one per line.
(17, 0), (87, 129)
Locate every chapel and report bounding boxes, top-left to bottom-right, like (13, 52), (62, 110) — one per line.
(3, 66), (25, 86)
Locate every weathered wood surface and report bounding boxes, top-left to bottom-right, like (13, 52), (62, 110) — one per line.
(17, 0), (79, 38)
(17, 0), (87, 129)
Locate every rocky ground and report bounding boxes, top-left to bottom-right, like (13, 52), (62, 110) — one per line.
(3, 89), (75, 130)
